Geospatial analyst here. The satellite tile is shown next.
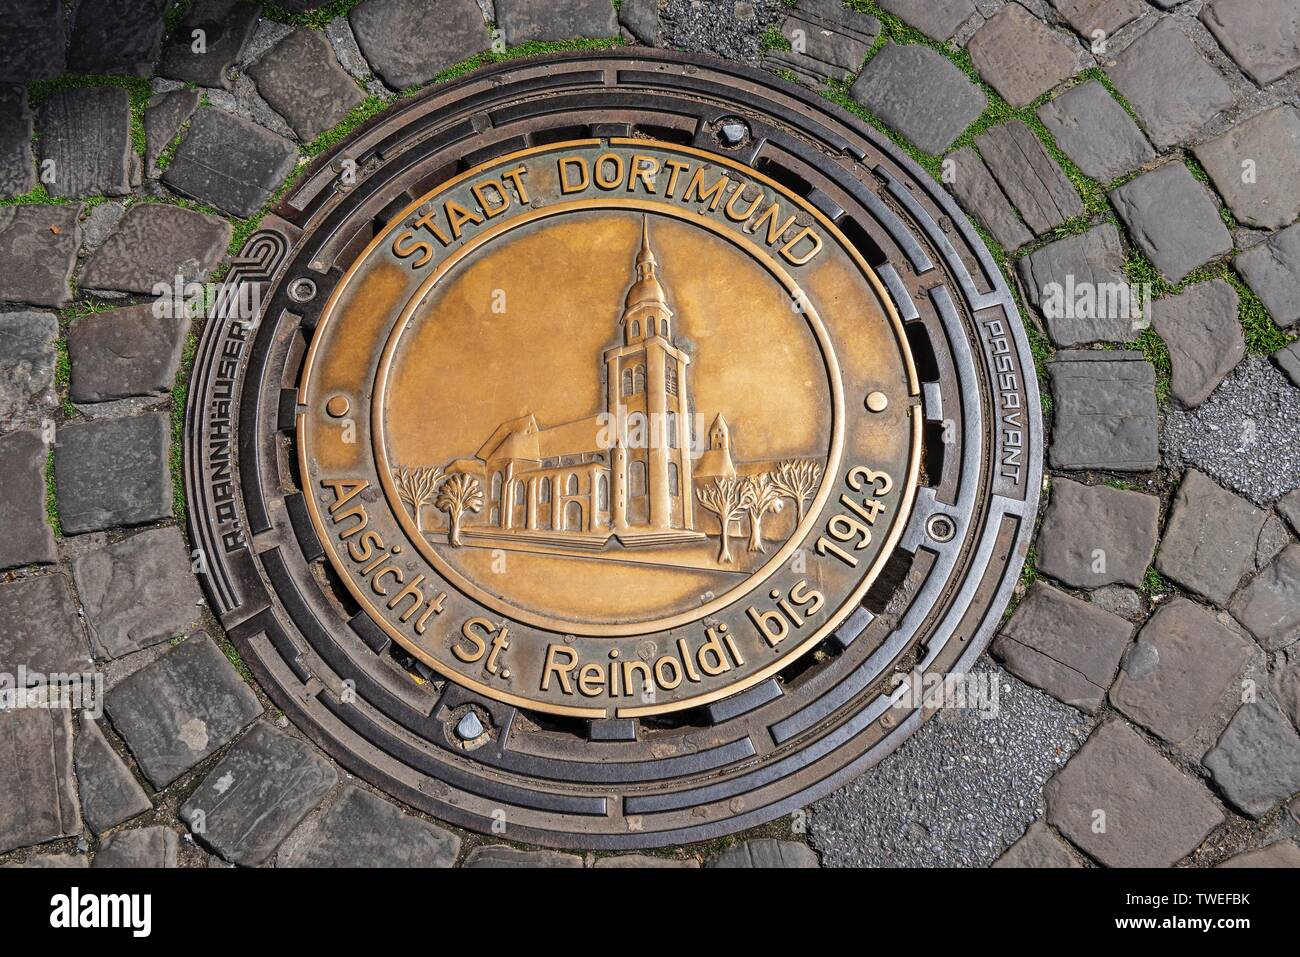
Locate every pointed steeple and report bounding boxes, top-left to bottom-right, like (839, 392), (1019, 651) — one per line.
(621, 216), (674, 344)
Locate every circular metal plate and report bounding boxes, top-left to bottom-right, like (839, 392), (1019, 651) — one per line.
(185, 50), (1042, 849)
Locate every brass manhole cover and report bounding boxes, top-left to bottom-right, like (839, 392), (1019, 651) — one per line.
(186, 51), (1041, 848)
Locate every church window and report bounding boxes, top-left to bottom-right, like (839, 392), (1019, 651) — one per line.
(566, 473), (579, 496)
(631, 319), (640, 338)
(622, 368), (633, 396)
(633, 364), (646, 394)
(630, 459), (647, 496)
(516, 483), (526, 506)
(666, 357), (678, 395)
(539, 477), (550, 502)
(597, 474), (608, 509)
(667, 410), (678, 448)
(668, 462), (680, 496)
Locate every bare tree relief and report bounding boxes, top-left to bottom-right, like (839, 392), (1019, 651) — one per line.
(393, 465), (444, 532)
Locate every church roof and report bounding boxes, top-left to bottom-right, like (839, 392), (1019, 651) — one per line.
(623, 216), (672, 314)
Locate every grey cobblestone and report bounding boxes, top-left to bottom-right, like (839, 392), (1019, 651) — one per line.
(74, 717), (152, 836)
(0, 431), (55, 570)
(0, 206), (81, 308)
(1048, 350), (1158, 471)
(0, 85), (35, 199)
(1204, 702), (1300, 818)
(163, 107), (298, 218)
(1110, 598), (1255, 748)
(249, 29), (366, 143)
(93, 827), (178, 868)
(68, 0), (169, 77)
(349, 0), (492, 90)
(0, 0), (66, 83)
(1200, 0), (1300, 87)
(106, 633), (263, 789)
(1045, 719), (1224, 868)
(1036, 79), (1155, 184)
(974, 120), (1083, 235)
(463, 845), (583, 867)
(145, 90), (200, 179)
(1107, 18), (1234, 151)
(1018, 223), (1135, 345)
(1235, 222), (1300, 329)
(278, 784), (461, 868)
(0, 310), (58, 427)
(1036, 478), (1159, 589)
(1231, 544), (1300, 651)
(1194, 106), (1300, 232)
(1157, 469), (1268, 606)
(158, 0), (262, 90)
(708, 839), (819, 868)
(851, 44), (987, 155)
(53, 413), (173, 535)
(67, 302), (189, 402)
(967, 3), (1080, 108)
(1110, 161), (1233, 284)
(992, 819), (1081, 868)
(0, 707), (81, 855)
(993, 581), (1133, 713)
(878, 0), (976, 42)
(72, 527), (205, 661)
(1149, 280), (1245, 408)
(0, 573), (91, 677)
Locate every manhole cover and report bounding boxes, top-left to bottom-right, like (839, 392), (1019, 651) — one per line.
(186, 50), (1042, 849)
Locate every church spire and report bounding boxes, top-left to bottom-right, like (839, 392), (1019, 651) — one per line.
(621, 215), (674, 344)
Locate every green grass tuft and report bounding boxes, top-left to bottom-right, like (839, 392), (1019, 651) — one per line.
(170, 328), (199, 522)
(262, 0), (365, 29)
(761, 26), (792, 53)
(1139, 566), (1168, 597)
(44, 449), (61, 538)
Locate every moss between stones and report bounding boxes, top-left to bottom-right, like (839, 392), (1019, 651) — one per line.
(44, 448), (61, 538)
(263, 0), (367, 30)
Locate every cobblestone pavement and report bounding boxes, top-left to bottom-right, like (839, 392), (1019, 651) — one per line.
(1, 0), (1298, 868)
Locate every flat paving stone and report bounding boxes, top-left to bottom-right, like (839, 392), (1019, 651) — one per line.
(1017, 223), (1136, 345)
(1036, 478), (1159, 589)
(1194, 107), (1300, 232)
(1045, 719), (1224, 868)
(975, 120), (1083, 236)
(67, 303), (188, 404)
(0, 0), (66, 82)
(967, 3), (1079, 109)
(0, 431), (55, 571)
(1204, 702), (1300, 818)
(993, 582), (1133, 714)
(764, 0), (880, 85)
(145, 90), (200, 179)
(1218, 841), (1300, 868)
(992, 820), (1081, 868)
(181, 723), (338, 866)
(0, 707), (81, 854)
(68, 0), (170, 77)
(1110, 598), (1255, 748)
(497, 0), (619, 44)
(1048, 350), (1158, 471)
(851, 43), (987, 156)
(249, 29), (365, 143)
(72, 527), (205, 662)
(1107, 18), (1234, 151)
(1157, 469), (1268, 606)
(78, 202), (127, 253)
(1201, 0), (1300, 87)
(81, 203), (231, 296)
(1231, 544), (1300, 651)
(1235, 222), (1300, 328)
(0, 310), (57, 428)
(278, 784), (461, 867)
(1278, 488), (1300, 534)
(349, 0), (491, 90)
(1110, 162), (1233, 284)
(75, 717), (152, 836)
(0, 574), (91, 677)
(54, 412), (172, 535)
(1047, 0), (1146, 39)
(38, 87), (136, 201)
(594, 854), (699, 868)
(618, 0), (661, 46)
(1162, 359), (1300, 505)
(947, 147), (1034, 253)
(106, 633), (262, 789)
(1150, 279), (1245, 409)
(0, 206), (81, 308)
(1036, 79), (1155, 184)
(1275, 341), (1300, 388)
(707, 839), (818, 868)
(164, 107), (298, 219)
(159, 0), (262, 90)
(93, 827), (178, 868)
(1274, 659), (1300, 731)
(811, 661), (1089, 867)
(463, 845), (583, 867)
(0, 85), (35, 199)
(877, 0), (974, 42)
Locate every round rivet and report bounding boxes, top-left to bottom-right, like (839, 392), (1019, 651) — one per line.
(865, 391), (888, 412)
(289, 277), (317, 303)
(326, 395), (350, 418)
(926, 514), (957, 543)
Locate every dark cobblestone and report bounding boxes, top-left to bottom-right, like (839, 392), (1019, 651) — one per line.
(53, 413), (173, 535)
(1194, 106), (1300, 232)
(0, 206), (81, 308)
(163, 107), (298, 218)
(1048, 350), (1158, 471)
(248, 29), (366, 143)
(967, 3), (1080, 109)
(0, 573), (91, 677)
(67, 0), (170, 78)
(851, 44), (987, 156)
(1036, 79), (1155, 184)
(349, 0), (492, 90)
(0, 431), (55, 570)
(74, 717), (152, 836)
(1235, 223), (1300, 329)
(158, 0), (262, 90)
(0, 310), (58, 427)
(0, 707), (80, 855)
(1110, 161), (1233, 284)
(1204, 702), (1300, 818)
(1156, 469), (1268, 606)
(0, 85), (35, 199)
(1036, 478), (1159, 589)
(278, 785), (461, 868)
(67, 302), (189, 403)
(1150, 280), (1245, 409)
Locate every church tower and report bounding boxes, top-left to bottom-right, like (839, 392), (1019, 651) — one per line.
(604, 217), (696, 537)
